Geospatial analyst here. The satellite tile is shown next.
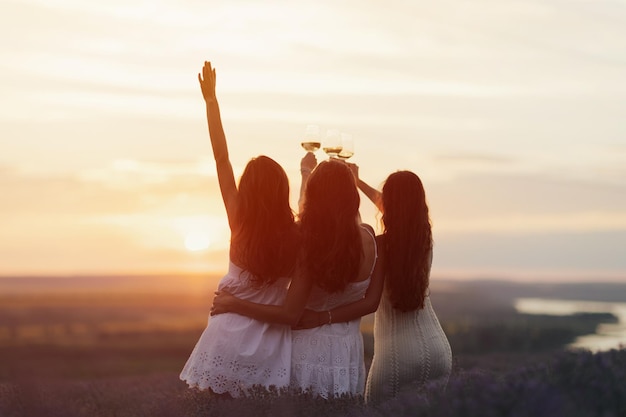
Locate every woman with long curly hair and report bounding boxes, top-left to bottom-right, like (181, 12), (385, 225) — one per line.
(296, 167), (452, 404)
(179, 62), (300, 397)
(212, 158), (383, 398)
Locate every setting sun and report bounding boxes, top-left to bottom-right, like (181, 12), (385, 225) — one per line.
(184, 231), (211, 252)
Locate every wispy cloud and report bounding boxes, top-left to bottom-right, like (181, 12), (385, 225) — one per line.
(1, 0), (625, 276)
(434, 152), (517, 165)
(429, 172), (626, 223)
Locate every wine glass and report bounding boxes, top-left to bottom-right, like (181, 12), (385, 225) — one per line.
(301, 124), (321, 152)
(337, 133), (354, 160)
(322, 128), (342, 158)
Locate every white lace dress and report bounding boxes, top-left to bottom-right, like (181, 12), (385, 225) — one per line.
(290, 227), (377, 398)
(180, 261), (292, 397)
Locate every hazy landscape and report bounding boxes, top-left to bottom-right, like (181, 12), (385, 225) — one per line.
(2, 0), (625, 415)
(1, 274), (625, 416)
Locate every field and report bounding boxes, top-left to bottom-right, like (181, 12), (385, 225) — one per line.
(0, 275), (624, 416)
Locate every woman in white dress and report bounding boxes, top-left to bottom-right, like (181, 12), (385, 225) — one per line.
(297, 168), (452, 404)
(179, 61), (300, 397)
(212, 159), (384, 398)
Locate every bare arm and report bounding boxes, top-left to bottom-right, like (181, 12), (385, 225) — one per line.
(295, 234), (386, 329)
(347, 163), (382, 211)
(358, 179), (382, 211)
(199, 61), (238, 228)
(211, 268), (313, 326)
(297, 152), (317, 214)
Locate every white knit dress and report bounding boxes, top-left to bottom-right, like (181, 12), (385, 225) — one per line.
(365, 290), (452, 404)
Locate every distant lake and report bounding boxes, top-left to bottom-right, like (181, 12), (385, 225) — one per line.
(515, 298), (626, 352)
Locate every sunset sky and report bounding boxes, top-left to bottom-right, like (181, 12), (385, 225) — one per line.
(1, 0), (625, 281)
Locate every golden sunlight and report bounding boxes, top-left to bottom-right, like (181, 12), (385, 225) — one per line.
(184, 231), (212, 252)
(173, 215), (229, 253)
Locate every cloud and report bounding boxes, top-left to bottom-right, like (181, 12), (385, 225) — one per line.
(0, 219), (230, 275)
(0, 163), (208, 215)
(433, 152), (517, 165)
(428, 172), (626, 232)
(1, 0), (625, 277)
(0, 159), (231, 275)
(434, 230), (626, 276)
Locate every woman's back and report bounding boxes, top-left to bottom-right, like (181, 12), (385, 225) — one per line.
(290, 224), (378, 398)
(304, 225), (377, 310)
(180, 61), (297, 397)
(365, 232), (451, 404)
(218, 261), (290, 304)
(365, 291), (452, 403)
(355, 170), (452, 404)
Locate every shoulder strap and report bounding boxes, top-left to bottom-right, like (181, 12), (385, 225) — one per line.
(359, 223), (378, 276)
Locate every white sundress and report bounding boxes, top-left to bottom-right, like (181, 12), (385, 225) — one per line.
(180, 261), (292, 397)
(290, 226), (377, 398)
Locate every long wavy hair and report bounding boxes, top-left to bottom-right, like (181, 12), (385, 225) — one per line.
(230, 155), (299, 286)
(381, 171), (432, 311)
(300, 161), (362, 293)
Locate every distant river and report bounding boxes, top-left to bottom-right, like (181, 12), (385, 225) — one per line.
(515, 298), (626, 352)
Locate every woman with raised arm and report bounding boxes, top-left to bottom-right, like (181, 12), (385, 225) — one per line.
(179, 61), (300, 397)
(212, 159), (383, 399)
(364, 169), (452, 403)
(298, 166), (452, 404)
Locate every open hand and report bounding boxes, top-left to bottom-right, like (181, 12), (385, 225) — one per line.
(198, 61), (217, 103)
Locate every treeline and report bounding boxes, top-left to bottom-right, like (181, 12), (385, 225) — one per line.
(443, 312), (617, 354)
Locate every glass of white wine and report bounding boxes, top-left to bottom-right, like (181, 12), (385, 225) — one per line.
(337, 133), (354, 160)
(322, 128), (343, 158)
(301, 124), (321, 152)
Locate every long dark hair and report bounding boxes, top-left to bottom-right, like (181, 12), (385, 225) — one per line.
(381, 171), (432, 311)
(300, 161), (362, 293)
(230, 156), (299, 286)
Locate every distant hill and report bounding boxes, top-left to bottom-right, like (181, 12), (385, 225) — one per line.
(431, 279), (626, 304)
(2, 275), (625, 302)
(0, 273), (222, 295)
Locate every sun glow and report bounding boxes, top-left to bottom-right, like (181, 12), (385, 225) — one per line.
(173, 215), (229, 253)
(184, 231), (212, 252)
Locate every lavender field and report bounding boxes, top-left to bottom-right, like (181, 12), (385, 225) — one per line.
(1, 276), (625, 417)
(2, 349), (625, 417)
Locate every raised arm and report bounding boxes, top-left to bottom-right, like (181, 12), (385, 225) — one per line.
(199, 61), (238, 228)
(211, 267), (313, 326)
(348, 163), (382, 211)
(295, 234), (386, 329)
(297, 152), (317, 215)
